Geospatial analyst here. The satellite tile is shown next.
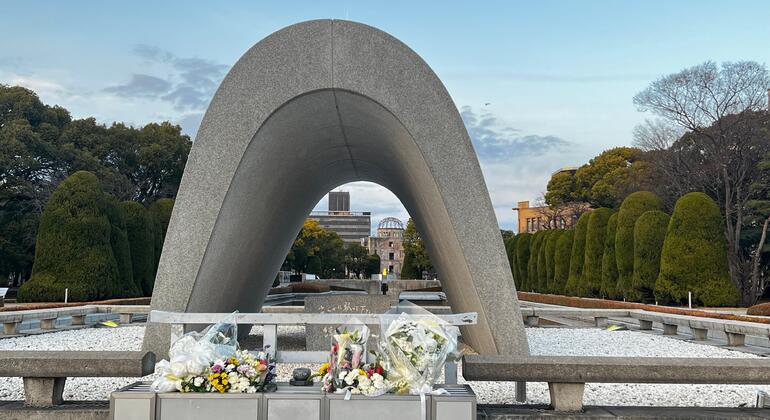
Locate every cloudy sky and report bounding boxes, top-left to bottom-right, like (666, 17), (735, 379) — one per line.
(3, 1), (770, 231)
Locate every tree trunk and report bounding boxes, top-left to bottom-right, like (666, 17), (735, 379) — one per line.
(750, 217), (770, 305)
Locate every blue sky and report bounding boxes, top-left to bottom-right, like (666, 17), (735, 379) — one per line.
(3, 1), (770, 231)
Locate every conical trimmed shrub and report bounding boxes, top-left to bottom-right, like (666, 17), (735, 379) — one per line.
(654, 193), (740, 306)
(632, 210), (669, 303)
(528, 231), (546, 292)
(536, 230), (552, 292)
(515, 233), (532, 291)
(122, 201), (158, 295)
(105, 197), (140, 297)
(545, 230), (563, 293)
(581, 208), (614, 297)
(615, 191), (662, 301)
(148, 198), (174, 272)
(553, 229), (574, 294)
(18, 171), (125, 302)
(600, 213), (619, 299)
(566, 212), (590, 296)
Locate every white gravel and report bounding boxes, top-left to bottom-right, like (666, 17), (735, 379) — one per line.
(1, 326), (767, 406)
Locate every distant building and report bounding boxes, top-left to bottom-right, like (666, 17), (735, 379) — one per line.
(363, 217), (405, 278)
(513, 167), (590, 233)
(309, 191), (371, 243)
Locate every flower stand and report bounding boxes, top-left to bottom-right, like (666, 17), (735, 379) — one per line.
(110, 383), (475, 420)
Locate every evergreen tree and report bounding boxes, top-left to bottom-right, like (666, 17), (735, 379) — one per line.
(581, 208), (614, 297)
(600, 213), (620, 299)
(632, 210), (670, 303)
(615, 191), (662, 301)
(566, 212), (591, 296)
(544, 230), (563, 293)
(122, 201), (158, 295)
(528, 231), (546, 292)
(655, 193), (740, 306)
(536, 230), (552, 291)
(553, 230), (574, 294)
(515, 233), (532, 291)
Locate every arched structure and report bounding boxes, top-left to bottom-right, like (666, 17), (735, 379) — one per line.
(144, 20), (529, 357)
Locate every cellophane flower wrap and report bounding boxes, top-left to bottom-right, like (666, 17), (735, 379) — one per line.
(378, 303), (460, 394)
(151, 312), (277, 393)
(321, 319), (392, 396)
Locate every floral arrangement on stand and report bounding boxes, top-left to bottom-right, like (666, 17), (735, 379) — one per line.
(318, 322), (393, 396)
(152, 312), (277, 394)
(313, 308), (459, 396)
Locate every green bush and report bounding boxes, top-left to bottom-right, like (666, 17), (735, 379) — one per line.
(615, 191), (662, 301)
(18, 171), (123, 302)
(600, 213), (619, 299)
(552, 229), (574, 294)
(527, 231), (546, 292)
(536, 230), (552, 292)
(544, 230), (563, 293)
(565, 212), (590, 296)
(505, 235), (519, 285)
(105, 197), (141, 298)
(632, 210), (670, 303)
(515, 233), (532, 291)
(654, 192), (740, 307)
(581, 208), (613, 297)
(148, 198), (174, 271)
(122, 201), (158, 295)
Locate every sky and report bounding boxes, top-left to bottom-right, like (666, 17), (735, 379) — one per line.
(3, 0), (770, 232)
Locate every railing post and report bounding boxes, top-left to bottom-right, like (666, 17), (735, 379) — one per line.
(263, 324), (277, 357)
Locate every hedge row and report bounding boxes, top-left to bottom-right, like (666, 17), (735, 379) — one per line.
(510, 191), (740, 307)
(17, 171), (174, 302)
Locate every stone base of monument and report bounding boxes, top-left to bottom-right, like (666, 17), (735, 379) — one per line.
(304, 294), (397, 351)
(110, 382), (476, 420)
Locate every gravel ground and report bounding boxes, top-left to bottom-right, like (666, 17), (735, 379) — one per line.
(0, 325), (767, 406)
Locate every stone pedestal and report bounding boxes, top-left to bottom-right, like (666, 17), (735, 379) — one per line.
(304, 294), (396, 351)
(23, 377), (66, 407)
(638, 319), (653, 330)
(548, 382), (585, 412)
(662, 323), (678, 336)
(691, 327), (708, 341)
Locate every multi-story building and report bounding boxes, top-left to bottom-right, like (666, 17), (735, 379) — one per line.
(309, 191), (371, 243)
(513, 167), (591, 233)
(363, 217), (405, 278)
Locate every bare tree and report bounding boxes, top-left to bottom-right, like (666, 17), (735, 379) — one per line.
(534, 195), (589, 230)
(632, 119), (684, 151)
(634, 61), (770, 305)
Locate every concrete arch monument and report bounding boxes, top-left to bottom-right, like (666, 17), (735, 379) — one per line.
(144, 20), (529, 357)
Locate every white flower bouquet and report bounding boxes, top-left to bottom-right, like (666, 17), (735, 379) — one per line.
(378, 305), (460, 394)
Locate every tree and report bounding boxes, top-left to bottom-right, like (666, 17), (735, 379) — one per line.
(365, 253), (381, 279)
(545, 148), (652, 209)
(505, 235), (520, 285)
(600, 213), (620, 299)
(582, 208), (613, 297)
(122, 201), (157, 295)
(148, 198), (174, 271)
(634, 61), (770, 305)
(402, 218), (433, 278)
(552, 229), (574, 294)
(544, 230), (563, 293)
(655, 193), (740, 306)
(105, 197), (140, 297)
(536, 230), (552, 291)
(615, 191), (662, 301)
(17, 171), (128, 302)
(632, 210), (670, 303)
(566, 212), (590, 296)
(528, 231), (546, 292)
(515, 233), (532, 291)
(344, 243), (369, 279)
(283, 219), (345, 278)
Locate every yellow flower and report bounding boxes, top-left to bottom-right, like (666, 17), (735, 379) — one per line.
(319, 363), (329, 375)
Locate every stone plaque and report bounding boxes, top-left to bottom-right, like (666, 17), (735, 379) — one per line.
(304, 294), (396, 351)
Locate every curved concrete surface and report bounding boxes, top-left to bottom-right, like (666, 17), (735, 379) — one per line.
(144, 20), (528, 357)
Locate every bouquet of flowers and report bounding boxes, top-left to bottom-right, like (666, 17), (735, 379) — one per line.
(152, 312), (277, 393)
(319, 320), (393, 396)
(378, 305), (460, 394)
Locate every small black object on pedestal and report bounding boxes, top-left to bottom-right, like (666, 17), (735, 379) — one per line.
(289, 367), (314, 386)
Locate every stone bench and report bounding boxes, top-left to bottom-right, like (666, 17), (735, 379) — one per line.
(523, 308), (631, 328)
(0, 305), (150, 335)
(463, 355), (770, 411)
(0, 351), (155, 407)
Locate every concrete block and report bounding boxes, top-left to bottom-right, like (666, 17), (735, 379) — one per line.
(71, 315), (85, 326)
(524, 316), (539, 327)
(119, 314), (132, 324)
(40, 318), (56, 330)
(691, 327), (708, 341)
(663, 323), (678, 336)
(726, 332), (746, 347)
(304, 294), (395, 351)
(639, 319), (653, 330)
(3, 322), (18, 335)
(594, 317), (608, 328)
(23, 377), (65, 407)
(548, 382), (584, 412)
